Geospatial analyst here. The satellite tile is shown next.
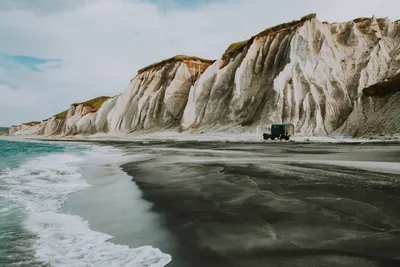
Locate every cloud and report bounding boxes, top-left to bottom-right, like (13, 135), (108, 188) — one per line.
(0, 0), (399, 126)
(0, 0), (89, 14)
(148, 0), (225, 10)
(0, 84), (51, 125)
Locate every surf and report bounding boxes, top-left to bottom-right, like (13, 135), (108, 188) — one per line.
(0, 139), (171, 267)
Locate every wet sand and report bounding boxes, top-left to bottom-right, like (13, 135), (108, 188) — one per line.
(61, 148), (187, 266)
(116, 141), (400, 267)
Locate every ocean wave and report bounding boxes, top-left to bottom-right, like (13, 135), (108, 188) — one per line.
(1, 146), (171, 267)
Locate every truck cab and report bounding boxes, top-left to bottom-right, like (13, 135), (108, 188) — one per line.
(263, 124), (294, 140)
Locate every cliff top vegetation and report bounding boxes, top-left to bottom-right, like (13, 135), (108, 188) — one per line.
(137, 55), (215, 75)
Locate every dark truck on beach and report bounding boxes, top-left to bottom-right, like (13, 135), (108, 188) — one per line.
(263, 124), (294, 140)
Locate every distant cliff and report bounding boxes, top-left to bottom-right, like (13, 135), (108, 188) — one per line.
(0, 127), (8, 136)
(9, 14), (400, 137)
(9, 96), (112, 136)
(10, 56), (214, 136)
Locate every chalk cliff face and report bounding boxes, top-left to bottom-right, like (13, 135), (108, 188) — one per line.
(9, 14), (400, 137)
(106, 56), (213, 133)
(10, 57), (214, 136)
(9, 96), (114, 136)
(182, 15), (400, 135)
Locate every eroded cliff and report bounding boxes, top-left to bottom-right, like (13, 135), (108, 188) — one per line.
(354, 74), (400, 136)
(182, 14), (400, 135)
(10, 56), (214, 136)
(9, 15), (400, 137)
(9, 96), (112, 136)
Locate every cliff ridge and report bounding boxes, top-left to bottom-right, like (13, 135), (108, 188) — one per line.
(9, 14), (400, 138)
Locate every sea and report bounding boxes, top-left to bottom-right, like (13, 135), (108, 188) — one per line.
(0, 138), (171, 267)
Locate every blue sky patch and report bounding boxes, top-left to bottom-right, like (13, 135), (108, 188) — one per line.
(0, 51), (60, 72)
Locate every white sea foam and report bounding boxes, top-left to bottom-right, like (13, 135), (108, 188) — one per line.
(1, 146), (171, 267)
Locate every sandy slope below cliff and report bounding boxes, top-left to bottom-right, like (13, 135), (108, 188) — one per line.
(5, 132), (399, 144)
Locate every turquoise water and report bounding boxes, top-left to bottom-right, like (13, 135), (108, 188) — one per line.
(0, 139), (87, 266)
(0, 138), (171, 267)
(0, 139), (75, 169)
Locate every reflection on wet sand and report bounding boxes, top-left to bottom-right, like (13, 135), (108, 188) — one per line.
(118, 142), (400, 267)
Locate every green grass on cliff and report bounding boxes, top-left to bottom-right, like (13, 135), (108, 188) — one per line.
(137, 55), (215, 75)
(22, 121), (41, 126)
(53, 96), (111, 120)
(73, 96), (111, 112)
(222, 13), (317, 59)
(363, 73), (400, 97)
(256, 13), (316, 37)
(54, 110), (69, 120)
(222, 40), (249, 60)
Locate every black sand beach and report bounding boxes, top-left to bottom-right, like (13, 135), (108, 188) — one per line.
(60, 140), (400, 267)
(117, 141), (400, 267)
(61, 147), (188, 266)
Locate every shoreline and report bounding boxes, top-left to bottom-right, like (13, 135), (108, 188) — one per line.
(3, 132), (400, 145)
(118, 141), (400, 267)
(5, 137), (398, 267)
(0, 139), (171, 267)
(60, 146), (177, 266)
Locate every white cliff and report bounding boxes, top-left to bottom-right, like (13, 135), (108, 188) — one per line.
(9, 56), (213, 136)
(105, 56), (213, 133)
(182, 15), (400, 136)
(10, 96), (114, 136)
(9, 14), (400, 138)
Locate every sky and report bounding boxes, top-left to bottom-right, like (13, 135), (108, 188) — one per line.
(0, 0), (399, 126)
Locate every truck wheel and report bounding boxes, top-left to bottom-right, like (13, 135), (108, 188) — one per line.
(271, 136), (275, 140)
(285, 136), (290, 140)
